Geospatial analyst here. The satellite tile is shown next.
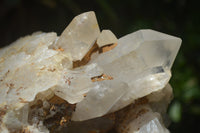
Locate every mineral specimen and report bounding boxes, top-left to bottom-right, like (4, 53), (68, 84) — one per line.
(0, 11), (181, 133)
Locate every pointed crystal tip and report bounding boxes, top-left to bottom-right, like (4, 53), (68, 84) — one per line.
(117, 29), (181, 69)
(139, 29), (181, 69)
(53, 11), (100, 61)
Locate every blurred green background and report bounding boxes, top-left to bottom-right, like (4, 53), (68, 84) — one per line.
(0, 0), (200, 132)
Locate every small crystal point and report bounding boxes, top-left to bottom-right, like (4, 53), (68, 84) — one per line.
(97, 30), (118, 47)
(53, 11), (100, 61)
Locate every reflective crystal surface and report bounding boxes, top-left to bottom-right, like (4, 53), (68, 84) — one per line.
(74, 30), (181, 120)
(0, 11), (181, 133)
(51, 11), (100, 61)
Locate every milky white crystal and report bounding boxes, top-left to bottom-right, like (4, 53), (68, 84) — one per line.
(0, 11), (181, 133)
(97, 30), (118, 47)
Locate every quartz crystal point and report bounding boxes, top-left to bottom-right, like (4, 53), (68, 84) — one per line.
(97, 30), (118, 47)
(0, 11), (181, 133)
(52, 11), (100, 61)
(73, 29), (181, 121)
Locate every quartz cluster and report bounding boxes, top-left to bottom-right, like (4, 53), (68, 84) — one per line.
(0, 11), (181, 133)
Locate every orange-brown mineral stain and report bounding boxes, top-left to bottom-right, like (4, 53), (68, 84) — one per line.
(47, 68), (56, 72)
(16, 87), (24, 92)
(6, 83), (15, 94)
(60, 117), (67, 126)
(53, 47), (64, 52)
(91, 74), (113, 82)
(114, 97), (149, 133)
(73, 42), (118, 68)
(48, 95), (67, 105)
(73, 43), (99, 68)
(21, 128), (31, 133)
(65, 77), (73, 86)
(83, 93), (87, 97)
(19, 98), (29, 103)
(99, 43), (117, 53)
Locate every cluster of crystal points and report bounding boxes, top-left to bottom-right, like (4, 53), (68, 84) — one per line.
(0, 11), (181, 133)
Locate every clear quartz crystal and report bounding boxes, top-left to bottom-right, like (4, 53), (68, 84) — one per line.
(72, 80), (128, 121)
(0, 11), (181, 133)
(52, 11), (100, 61)
(73, 29), (181, 121)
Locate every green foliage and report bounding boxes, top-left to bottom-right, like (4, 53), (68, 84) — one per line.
(169, 101), (182, 123)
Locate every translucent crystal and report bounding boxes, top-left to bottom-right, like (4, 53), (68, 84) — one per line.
(52, 11), (100, 61)
(0, 32), (61, 109)
(93, 29), (181, 69)
(54, 66), (96, 104)
(97, 30), (118, 47)
(115, 84), (172, 133)
(72, 80), (128, 121)
(131, 115), (170, 133)
(0, 11), (181, 133)
(73, 30), (181, 120)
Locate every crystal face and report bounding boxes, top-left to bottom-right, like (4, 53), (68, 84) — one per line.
(96, 30), (118, 47)
(0, 11), (181, 133)
(52, 11), (100, 61)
